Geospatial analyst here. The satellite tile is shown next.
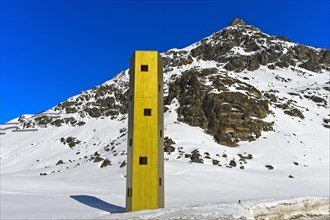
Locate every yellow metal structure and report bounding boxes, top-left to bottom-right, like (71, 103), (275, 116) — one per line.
(126, 51), (164, 212)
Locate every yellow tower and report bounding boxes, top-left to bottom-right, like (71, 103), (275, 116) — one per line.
(126, 51), (164, 212)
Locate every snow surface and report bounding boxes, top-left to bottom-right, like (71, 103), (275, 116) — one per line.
(95, 197), (330, 219)
(1, 77), (329, 219)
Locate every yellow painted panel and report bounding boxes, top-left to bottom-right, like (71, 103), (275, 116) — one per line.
(134, 51), (158, 98)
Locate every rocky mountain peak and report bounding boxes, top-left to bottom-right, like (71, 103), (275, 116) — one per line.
(162, 18), (330, 74)
(15, 19), (330, 148)
(229, 18), (247, 26)
(186, 20), (330, 73)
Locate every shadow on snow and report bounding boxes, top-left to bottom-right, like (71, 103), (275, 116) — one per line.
(70, 195), (125, 213)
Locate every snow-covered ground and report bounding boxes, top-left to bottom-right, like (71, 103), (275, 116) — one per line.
(97, 197), (330, 220)
(1, 88), (329, 219)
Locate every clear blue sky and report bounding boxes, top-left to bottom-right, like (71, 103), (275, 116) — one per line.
(1, 0), (329, 123)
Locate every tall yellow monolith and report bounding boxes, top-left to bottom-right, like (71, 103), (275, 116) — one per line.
(126, 51), (164, 212)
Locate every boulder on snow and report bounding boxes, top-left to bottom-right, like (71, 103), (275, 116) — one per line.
(229, 159), (237, 167)
(100, 159), (112, 168)
(56, 160), (64, 165)
(164, 137), (176, 153)
(265, 165), (274, 170)
(120, 160), (127, 168)
(190, 149), (203, 163)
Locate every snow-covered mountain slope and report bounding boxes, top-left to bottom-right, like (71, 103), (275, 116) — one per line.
(1, 18), (329, 219)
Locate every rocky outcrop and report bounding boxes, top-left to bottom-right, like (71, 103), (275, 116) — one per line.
(190, 149), (203, 163)
(100, 159), (112, 168)
(54, 81), (128, 119)
(164, 137), (176, 153)
(60, 137), (81, 148)
(165, 68), (273, 147)
(56, 160), (64, 165)
(162, 50), (194, 71)
(33, 116), (82, 127)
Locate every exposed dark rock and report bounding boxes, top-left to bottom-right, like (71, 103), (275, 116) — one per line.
(275, 75), (291, 83)
(164, 145), (175, 153)
(85, 107), (102, 118)
(100, 159), (112, 168)
(323, 118), (330, 129)
(119, 128), (127, 133)
(65, 107), (78, 114)
(190, 149), (203, 163)
(212, 159), (219, 165)
(77, 121), (86, 126)
(52, 119), (62, 127)
(229, 159), (237, 167)
(164, 137), (176, 153)
(289, 175), (294, 178)
(165, 68), (273, 147)
(60, 137), (81, 148)
(49, 78), (128, 124)
(34, 116), (52, 126)
(18, 115), (27, 122)
(229, 18), (247, 26)
(165, 136), (176, 145)
(323, 86), (330, 92)
(162, 50), (193, 69)
(265, 165), (274, 170)
(93, 157), (104, 163)
(30, 116), (79, 128)
(284, 108), (304, 119)
(264, 92), (278, 103)
(304, 95), (327, 106)
(288, 92), (301, 98)
(56, 160), (64, 165)
(120, 160), (127, 168)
